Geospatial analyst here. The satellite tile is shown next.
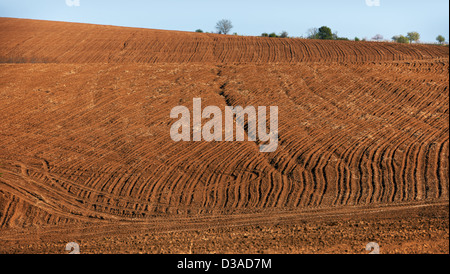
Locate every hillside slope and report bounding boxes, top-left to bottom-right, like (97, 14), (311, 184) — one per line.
(0, 18), (448, 253)
(0, 18), (448, 64)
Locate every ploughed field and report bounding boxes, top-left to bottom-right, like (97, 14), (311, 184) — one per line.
(0, 18), (448, 253)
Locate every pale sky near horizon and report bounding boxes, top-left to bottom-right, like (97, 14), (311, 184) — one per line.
(0, 0), (448, 43)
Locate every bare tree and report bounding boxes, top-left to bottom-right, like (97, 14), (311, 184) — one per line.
(216, 19), (233, 35)
(279, 31), (289, 38)
(332, 31), (339, 40)
(307, 27), (319, 39)
(372, 34), (383, 41)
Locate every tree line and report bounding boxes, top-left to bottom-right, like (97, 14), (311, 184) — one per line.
(195, 20), (447, 45)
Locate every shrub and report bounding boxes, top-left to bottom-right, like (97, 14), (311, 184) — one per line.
(392, 35), (409, 44)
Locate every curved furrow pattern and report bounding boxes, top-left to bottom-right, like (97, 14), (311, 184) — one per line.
(0, 18), (448, 236)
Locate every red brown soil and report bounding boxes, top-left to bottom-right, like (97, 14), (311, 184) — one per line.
(0, 18), (448, 254)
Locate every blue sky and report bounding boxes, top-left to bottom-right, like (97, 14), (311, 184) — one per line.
(0, 0), (448, 42)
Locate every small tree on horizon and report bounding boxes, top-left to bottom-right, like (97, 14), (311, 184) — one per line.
(332, 31), (339, 40)
(216, 19), (233, 35)
(280, 30), (289, 38)
(318, 26), (333, 40)
(279, 31), (289, 38)
(406, 32), (420, 44)
(195, 29), (203, 33)
(307, 27), (319, 39)
(436, 35), (446, 44)
(372, 34), (383, 41)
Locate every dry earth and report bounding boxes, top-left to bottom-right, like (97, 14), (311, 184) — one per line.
(0, 18), (448, 254)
